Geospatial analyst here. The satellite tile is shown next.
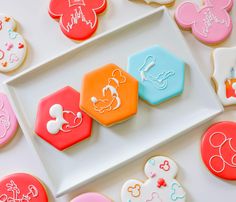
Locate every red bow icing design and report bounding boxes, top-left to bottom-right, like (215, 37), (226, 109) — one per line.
(49, 0), (107, 40)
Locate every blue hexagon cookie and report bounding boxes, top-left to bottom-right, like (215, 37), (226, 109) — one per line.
(127, 45), (185, 105)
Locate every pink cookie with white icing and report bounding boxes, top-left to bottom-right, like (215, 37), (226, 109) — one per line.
(71, 193), (112, 202)
(175, 0), (233, 45)
(0, 93), (18, 147)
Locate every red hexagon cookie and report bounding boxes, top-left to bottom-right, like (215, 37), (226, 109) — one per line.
(48, 0), (107, 40)
(80, 64), (138, 127)
(35, 86), (93, 150)
(201, 121), (236, 180)
(0, 173), (48, 202)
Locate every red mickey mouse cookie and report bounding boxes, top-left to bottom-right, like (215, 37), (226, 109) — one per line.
(201, 121), (236, 180)
(35, 86), (93, 151)
(49, 0), (107, 40)
(0, 173), (48, 202)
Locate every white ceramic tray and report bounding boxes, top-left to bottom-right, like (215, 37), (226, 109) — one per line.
(3, 7), (223, 197)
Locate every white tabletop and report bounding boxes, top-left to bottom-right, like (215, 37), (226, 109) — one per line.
(0, 0), (236, 201)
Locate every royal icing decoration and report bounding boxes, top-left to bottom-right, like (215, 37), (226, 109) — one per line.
(0, 173), (48, 202)
(0, 14), (27, 72)
(35, 86), (92, 150)
(80, 64), (138, 127)
(201, 121), (236, 180)
(128, 46), (185, 105)
(71, 192), (112, 202)
(121, 156), (186, 202)
(48, 0), (107, 40)
(175, 0), (233, 45)
(0, 93), (18, 147)
(212, 47), (236, 106)
(129, 0), (175, 6)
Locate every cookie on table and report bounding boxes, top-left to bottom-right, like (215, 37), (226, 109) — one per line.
(201, 122), (236, 180)
(175, 0), (233, 45)
(128, 0), (175, 6)
(121, 156), (186, 202)
(48, 0), (107, 40)
(212, 47), (236, 106)
(71, 192), (112, 202)
(35, 86), (93, 151)
(0, 93), (18, 147)
(0, 173), (48, 202)
(0, 14), (27, 72)
(80, 64), (138, 127)
(128, 45), (185, 105)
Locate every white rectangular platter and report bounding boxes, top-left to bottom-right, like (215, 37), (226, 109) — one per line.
(3, 7), (223, 197)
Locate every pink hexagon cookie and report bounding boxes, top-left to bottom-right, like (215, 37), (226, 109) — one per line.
(35, 86), (93, 151)
(175, 0), (233, 45)
(0, 93), (18, 147)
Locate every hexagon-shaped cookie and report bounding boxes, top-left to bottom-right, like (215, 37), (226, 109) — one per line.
(128, 45), (185, 105)
(35, 86), (92, 151)
(80, 64), (138, 127)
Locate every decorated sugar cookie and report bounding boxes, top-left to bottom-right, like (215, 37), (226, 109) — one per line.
(0, 93), (18, 147)
(0, 15), (27, 72)
(121, 156), (186, 202)
(35, 86), (93, 150)
(49, 0), (107, 40)
(71, 192), (112, 202)
(212, 47), (236, 106)
(175, 0), (233, 45)
(80, 64), (138, 127)
(128, 46), (185, 105)
(129, 0), (175, 6)
(0, 173), (48, 202)
(201, 122), (236, 180)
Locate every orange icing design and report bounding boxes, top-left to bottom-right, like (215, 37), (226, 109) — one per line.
(80, 64), (138, 127)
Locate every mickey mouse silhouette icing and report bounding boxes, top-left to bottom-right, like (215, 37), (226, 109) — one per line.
(71, 192), (112, 202)
(201, 121), (236, 180)
(0, 14), (27, 72)
(175, 0), (233, 45)
(48, 0), (107, 40)
(121, 156), (186, 202)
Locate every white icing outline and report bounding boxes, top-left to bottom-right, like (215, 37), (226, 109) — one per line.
(208, 132), (236, 173)
(0, 180), (39, 202)
(90, 68), (126, 114)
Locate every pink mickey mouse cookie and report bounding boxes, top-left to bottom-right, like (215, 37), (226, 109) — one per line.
(0, 14), (27, 72)
(0, 173), (48, 202)
(0, 93), (18, 147)
(71, 192), (112, 202)
(175, 0), (233, 45)
(201, 122), (236, 180)
(49, 0), (107, 40)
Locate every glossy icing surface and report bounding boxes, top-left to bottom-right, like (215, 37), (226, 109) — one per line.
(71, 192), (112, 202)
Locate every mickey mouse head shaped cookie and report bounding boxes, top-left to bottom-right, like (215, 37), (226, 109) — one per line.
(35, 86), (93, 150)
(71, 192), (112, 202)
(121, 156), (186, 202)
(201, 121), (236, 180)
(80, 64), (138, 127)
(49, 0), (107, 40)
(175, 0), (233, 45)
(0, 15), (27, 72)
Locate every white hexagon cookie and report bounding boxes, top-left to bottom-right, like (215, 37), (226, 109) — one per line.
(121, 156), (186, 202)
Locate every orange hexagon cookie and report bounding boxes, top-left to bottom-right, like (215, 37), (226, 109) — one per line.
(80, 64), (138, 127)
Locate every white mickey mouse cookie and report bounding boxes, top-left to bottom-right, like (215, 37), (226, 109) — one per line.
(121, 156), (186, 202)
(129, 0), (175, 6)
(0, 14), (27, 72)
(212, 47), (236, 106)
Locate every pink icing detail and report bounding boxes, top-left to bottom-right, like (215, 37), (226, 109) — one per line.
(175, 0), (233, 44)
(0, 49), (4, 60)
(71, 193), (111, 202)
(5, 42), (13, 51)
(0, 93), (18, 146)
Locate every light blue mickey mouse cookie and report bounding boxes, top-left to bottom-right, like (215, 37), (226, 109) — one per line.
(127, 45), (185, 105)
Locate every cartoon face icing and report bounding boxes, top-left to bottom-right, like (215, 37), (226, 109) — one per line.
(90, 69), (126, 114)
(128, 46), (185, 105)
(201, 121), (236, 180)
(46, 104), (83, 135)
(0, 14), (27, 72)
(121, 156), (186, 202)
(212, 47), (236, 106)
(71, 192), (112, 202)
(48, 0), (107, 40)
(175, 0), (233, 44)
(129, 0), (175, 5)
